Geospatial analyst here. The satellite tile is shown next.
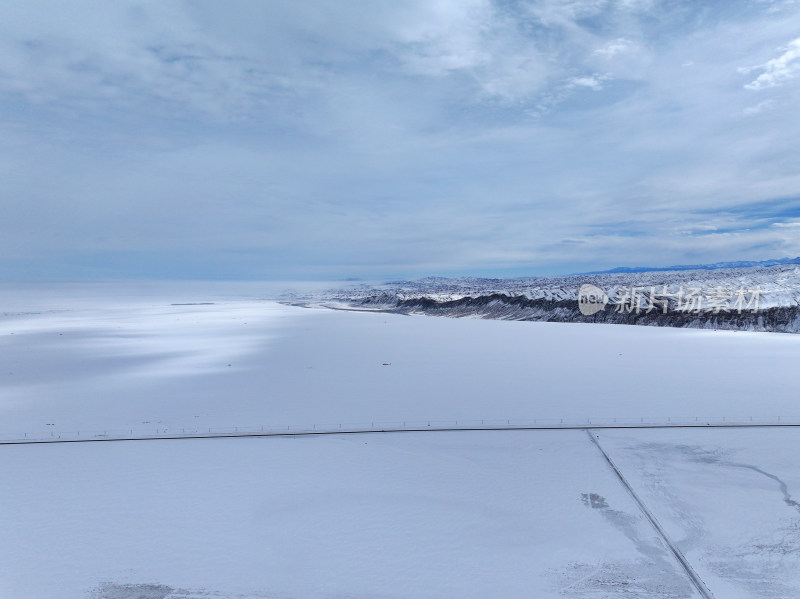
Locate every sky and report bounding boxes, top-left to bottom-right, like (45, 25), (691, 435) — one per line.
(2, 0), (800, 281)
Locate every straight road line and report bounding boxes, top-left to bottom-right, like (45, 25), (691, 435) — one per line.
(1, 421), (799, 446)
(586, 430), (715, 599)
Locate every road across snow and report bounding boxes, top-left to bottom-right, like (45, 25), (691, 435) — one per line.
(0, 429), (708, 599)
(3, 426), (799, 598)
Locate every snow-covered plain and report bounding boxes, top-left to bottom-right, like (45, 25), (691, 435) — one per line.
(1, 284), (799, 598)
(2, 284), (800, 439)
(598, 427), (800, 598)
(2, 430), (709, 599)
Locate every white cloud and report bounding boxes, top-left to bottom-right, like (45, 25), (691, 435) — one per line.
(743, 37), (800, 89)
(593, 38), (635, 58)
(393, 0), (495, 73)
(0, 3), (284, 120)
(742, 99), (776, 115)
(567, 74), (611, 90)
(3, 1), (800, 278)
(391, 1), (557, 102)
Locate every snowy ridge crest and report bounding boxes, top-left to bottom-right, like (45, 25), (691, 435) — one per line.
(314, 264), (800, 333)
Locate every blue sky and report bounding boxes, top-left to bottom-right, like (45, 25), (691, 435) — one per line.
(2, 0), (800, 280)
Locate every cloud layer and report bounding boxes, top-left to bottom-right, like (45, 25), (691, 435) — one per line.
(2, 0), (800, 279)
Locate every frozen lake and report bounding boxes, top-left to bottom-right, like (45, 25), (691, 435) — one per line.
(1, 285), (799, 598)
(2, 287), (799, 439)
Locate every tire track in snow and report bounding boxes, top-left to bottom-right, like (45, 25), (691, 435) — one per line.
(586, 429), (715, 599)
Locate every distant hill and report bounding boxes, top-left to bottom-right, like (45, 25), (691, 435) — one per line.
(575, 257), (800, 275)
(314, 260), (800, 334)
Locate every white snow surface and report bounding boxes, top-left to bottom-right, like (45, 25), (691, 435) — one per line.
(598, 427), (800, 599)
(2, 285), (800, 439)
(1, 283), (799, 598)
(1, 430), (707, 599)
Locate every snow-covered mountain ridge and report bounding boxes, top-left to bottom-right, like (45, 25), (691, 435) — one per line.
(302, 263), (800, 333)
